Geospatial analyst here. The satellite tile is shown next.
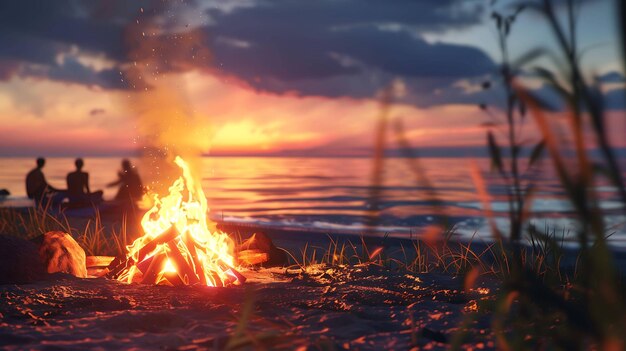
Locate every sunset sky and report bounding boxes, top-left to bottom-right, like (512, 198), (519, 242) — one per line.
(0, 0), (624, 157)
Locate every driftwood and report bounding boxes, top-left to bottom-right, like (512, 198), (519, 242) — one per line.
(238, 249), (269, 266)
(86, 256), (116, 278)
(236, 232), (287, 267)
(86, 256), (115, 268)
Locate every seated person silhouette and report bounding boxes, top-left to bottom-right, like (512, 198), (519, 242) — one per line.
(25, 157), (66, 206)
(107, 159), (144, 205)
(66, 158), (103, 207)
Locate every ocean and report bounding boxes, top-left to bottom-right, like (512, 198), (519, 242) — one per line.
(1, 156), (625, 245)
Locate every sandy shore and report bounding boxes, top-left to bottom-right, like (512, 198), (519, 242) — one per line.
(2, 204), (626, 349)
(0, 265), (496, 350)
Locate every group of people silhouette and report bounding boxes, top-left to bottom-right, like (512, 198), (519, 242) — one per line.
(25, 158), (143, 208)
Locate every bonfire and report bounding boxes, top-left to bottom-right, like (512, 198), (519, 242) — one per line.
(113, 156), (244, 287)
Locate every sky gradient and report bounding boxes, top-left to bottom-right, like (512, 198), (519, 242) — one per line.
(0, 0), (624, 157)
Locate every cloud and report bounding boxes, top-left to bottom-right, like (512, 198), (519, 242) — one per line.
(0, 0), (497, 106)
(202, 0), (495, 103)
(598, 71), (626, 83)
(604, 88), (626, 110)
(0, 0), (619, 111)
(0, 59), (20, 80)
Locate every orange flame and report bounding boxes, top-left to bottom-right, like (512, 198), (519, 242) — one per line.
(117, 156), (241, 287)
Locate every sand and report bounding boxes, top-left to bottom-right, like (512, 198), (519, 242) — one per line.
(3, 204), (623, 350)
(0, 264), (496, 350)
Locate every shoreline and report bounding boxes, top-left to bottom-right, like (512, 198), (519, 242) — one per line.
(3, 201), (626, 273)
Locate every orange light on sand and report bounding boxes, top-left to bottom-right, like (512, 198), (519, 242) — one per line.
(117, 156), (244, 287)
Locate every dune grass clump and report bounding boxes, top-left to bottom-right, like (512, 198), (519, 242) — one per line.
(0, 205), (128, 257)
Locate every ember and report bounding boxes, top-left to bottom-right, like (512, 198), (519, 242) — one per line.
(115, 156), (244, 287)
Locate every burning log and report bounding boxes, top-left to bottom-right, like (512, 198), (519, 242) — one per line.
(166, 240), (200, 285)
(183, 230), (207, 285)
(225, 266), (246, 285)
(163, 271), (184, 286)
(136, 255), (156, 274)
(106, 226), (179, 280)
(141, 254), (166, 285)
(137, 226), (179, 262)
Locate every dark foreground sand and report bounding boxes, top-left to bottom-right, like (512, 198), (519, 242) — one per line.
(3, 204), (623, 350)
(0, 264), (496, 350)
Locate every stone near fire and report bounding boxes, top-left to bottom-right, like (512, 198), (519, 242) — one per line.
(0, 234), (47, 284)
(237, 232), (287, 267)
(37, 231), (88, 278)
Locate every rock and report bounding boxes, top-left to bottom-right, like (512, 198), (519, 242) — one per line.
(0, 234), (47, 284)
(36, 231), (88, 278)
(237, 232), (287, 267)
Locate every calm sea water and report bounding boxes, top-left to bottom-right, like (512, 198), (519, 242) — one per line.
(1, 156), (625, 245)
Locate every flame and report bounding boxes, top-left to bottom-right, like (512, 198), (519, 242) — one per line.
(117, 156), (241, 287)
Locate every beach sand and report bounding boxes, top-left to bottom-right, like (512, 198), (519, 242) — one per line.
(0, 204), (502, 350)
(0, 265), (496, 350)
(2, 203), (625, 350)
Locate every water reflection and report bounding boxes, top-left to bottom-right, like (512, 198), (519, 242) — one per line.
(1, 156), (624, 242)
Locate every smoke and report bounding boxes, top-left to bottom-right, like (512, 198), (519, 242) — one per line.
(122, 8), (214, 193)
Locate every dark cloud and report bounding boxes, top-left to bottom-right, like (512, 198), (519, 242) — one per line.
(598, 71), (626, 83)
(203, 0), (495, 102)
(0, 0), (495, 102)
(604, 88), (626, 110)
(597, 71), (626, 110)
(0, 60), (20, 80)
(47, 58), (124, 89)
(1, 0), (614, 111)
(0, 0), (130, 88)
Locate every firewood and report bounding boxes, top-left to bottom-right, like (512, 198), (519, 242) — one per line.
(218, 261), (246, 285)
(137, 226), (179, 262)
(237, 249), (269, 266)
(163, 271), (184, 286)
(166, 240), (200, 285)
(107, 226), (179, 280)
(206, 270), (223, 287)
(136, 255), (156, 274)
(183, 230), (207, 285)
(141, 254), (166, 285)
(226, 267), (246, 285)
(86, 256), (116, 268)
